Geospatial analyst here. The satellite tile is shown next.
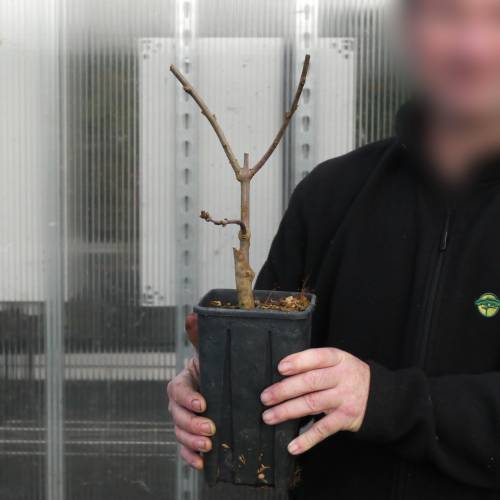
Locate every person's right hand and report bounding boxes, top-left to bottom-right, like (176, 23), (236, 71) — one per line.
(167, 313), (216, 470)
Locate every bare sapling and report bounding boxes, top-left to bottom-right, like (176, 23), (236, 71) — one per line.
(170, 55), (311, 309)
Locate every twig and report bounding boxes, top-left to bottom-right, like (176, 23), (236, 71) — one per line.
(200, 210), (247, 234)
(170, 64), (241, 178)
(250, 54), (311, 178)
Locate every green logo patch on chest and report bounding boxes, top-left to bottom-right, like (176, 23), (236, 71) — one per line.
(475, 293), (500, 318)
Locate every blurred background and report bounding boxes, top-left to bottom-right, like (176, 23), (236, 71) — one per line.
(0, 0), (405, 499)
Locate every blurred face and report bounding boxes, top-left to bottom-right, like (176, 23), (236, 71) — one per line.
(406, 0), (500, 121)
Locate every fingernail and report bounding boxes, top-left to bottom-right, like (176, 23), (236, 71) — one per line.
(288, 441), (299, 455)
(201, 422), (215, 435)
(279, 361), (292, 374)
(262, 410), (275, 424)
(192, 399), (202, 412)
(260, 390), (272, 405)
(196, 439), (207, 451)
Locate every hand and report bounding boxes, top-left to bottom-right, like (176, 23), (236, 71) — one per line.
(260, 348), (370, 456)
(167, 313), (216, 470)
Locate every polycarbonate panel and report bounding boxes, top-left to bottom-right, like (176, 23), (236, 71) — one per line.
(0, 1), (406, 500)
(314, 38), (356, 164)
(140, 38), (177, 306)
(0, 0), (52, 303)
(0, 0), (63, 499)
(63, 1), (178, 499)
(319, 0), (406, 145)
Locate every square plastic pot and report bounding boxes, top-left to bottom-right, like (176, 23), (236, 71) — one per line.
(194, 289), (316, 490)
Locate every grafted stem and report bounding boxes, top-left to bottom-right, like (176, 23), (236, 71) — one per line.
(233, 153), (255, 308)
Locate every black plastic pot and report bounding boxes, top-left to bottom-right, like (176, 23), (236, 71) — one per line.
(194, 289), (316, 490)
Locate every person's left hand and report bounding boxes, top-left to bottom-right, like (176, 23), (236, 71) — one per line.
(260, 348), (371, 455)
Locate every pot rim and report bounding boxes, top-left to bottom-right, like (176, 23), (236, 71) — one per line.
(194, 288), (316, 320)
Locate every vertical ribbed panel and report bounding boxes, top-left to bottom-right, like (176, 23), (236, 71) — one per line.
(314, 38), (356, 164)
(139, 38), (177, 306)
(0, 1), (406, 500)
(318, 0), (406, 145)
(0, 0), (48, 303)
(0, 0), (62, 499)
(63, 1), (178, 500)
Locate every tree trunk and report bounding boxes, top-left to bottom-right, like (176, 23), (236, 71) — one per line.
(233, 153), (255, 309)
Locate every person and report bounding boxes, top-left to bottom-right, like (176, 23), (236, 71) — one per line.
(167, 0), (500, 498)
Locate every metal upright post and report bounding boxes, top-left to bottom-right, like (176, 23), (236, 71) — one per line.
(174, 1), (200, 499)
(46, 0), (66, 498)
(292, 0), (318, 189)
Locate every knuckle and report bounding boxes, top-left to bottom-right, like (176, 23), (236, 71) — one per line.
(180, 446), (192, 463)
(317, 348), (333, 366)
(166, 380), (173, 397)
(188, 415), (197, 432)
(187, 357), (199, 377)
(304, 393), (320, 412)
(174, 426), (182, 440)
(301, 432), (315, 448)
(266, 386), (279, 401)
(304, 370), (320, 391)
(169, 403), (180, 422)
(332, 348), (345, 364)
(168, 378), (181, 397)
(317, 348), (337, 366)
(189, 415), (202, 434)
(314, 420), (330, 439)
(273, 405), (287, 421)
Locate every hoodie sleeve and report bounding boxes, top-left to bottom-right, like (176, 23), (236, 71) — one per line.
(358, 362), (500, 490)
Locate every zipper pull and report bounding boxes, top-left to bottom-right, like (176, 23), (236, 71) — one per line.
(440, 210), (453, 252)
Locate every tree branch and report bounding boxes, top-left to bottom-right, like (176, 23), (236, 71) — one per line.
(170, 64), (242, 178)
(200, 210), (247, 234)
(250, 54), (311, 179)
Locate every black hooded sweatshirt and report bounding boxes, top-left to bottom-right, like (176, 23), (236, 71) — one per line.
(255, 105), (500, 500)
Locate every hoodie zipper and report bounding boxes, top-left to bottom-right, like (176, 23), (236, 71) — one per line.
(392, 209), (453, 500)
(417, 208), (453, 367)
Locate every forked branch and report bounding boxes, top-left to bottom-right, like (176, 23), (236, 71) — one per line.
(250, 54), (311, 178)
(170, 64), (241, 178)
(200, 210), (247, 234)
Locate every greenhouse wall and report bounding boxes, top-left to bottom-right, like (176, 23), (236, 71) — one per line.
(0, 1), (405, 499)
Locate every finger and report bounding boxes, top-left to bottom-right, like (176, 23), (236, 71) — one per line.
(175, 426), (212, 453)
(278, 348), (344, 376)
(287, 413), (346, 455)
(186, 313), (199, 350)
(263, 388), (339, 425)
(180, 445), (204, 470)
(187, 355), (200, 383)
(170, 402), (216, 436)
(167, 370), (206, 413)
(261, 367), (338, 406)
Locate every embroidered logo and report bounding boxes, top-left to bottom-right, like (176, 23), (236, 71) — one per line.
(475, 293), (500, 318)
